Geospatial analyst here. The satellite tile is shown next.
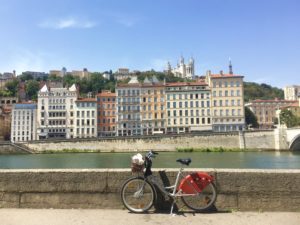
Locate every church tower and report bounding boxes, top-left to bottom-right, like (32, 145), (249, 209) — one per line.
(229, 58), (233, 75)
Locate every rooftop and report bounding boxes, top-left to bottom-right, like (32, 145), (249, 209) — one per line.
(209, 74), (244, 78)
(76, 98), (96, 102)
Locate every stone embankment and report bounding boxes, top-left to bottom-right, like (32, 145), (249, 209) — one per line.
(22, 131), (276, 153)
(0, 169), (299, 211)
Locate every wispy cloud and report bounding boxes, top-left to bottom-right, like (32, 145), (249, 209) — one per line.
(39, 17), (96, 29)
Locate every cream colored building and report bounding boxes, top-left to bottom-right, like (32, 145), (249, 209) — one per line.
(11, 103), (37, 142)
(71, 68), (90, 79)
(206, 71), (245, 132)
(140, 77), (166, 135)
(37, 84), (78, 140)
(165, 82), (212, 133)
(74, 98), (97, 138)
(284, 85), (300, 100)
(116, 77), (142, 136)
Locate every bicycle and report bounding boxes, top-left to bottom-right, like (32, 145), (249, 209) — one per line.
(121, 150), (217, 214)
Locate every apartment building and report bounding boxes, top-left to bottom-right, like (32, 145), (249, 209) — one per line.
(116, 77), (141, 136)
(140, 77), (166, 135)
(284, 85), (300, 101)
(96, 91), (116, 136)
(37, 84), (78, 140)
(246, 99), (298, 129)
(165, 82), (211, 133)
(11, 103), (37, 142)
(74, 98), (97, 138)
(206, 71), (245, 132)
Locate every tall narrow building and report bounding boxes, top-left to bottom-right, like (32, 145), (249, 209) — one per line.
(11, 103), (37, 142)
(96, 91), (116, 136)
(37, 84), (78, 139)
(206, 69), (245, 132)
(116, 77), (142, 136)
(140, 77), (166, 135)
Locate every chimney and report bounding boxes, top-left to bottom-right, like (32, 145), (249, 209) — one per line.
(220, 70), (223, 75)
(206, 70), (211, 76)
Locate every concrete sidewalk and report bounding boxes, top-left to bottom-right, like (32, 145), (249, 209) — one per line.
(0, 209), (299, 225)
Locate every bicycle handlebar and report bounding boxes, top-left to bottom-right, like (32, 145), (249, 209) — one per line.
(145, 150), (158, 160)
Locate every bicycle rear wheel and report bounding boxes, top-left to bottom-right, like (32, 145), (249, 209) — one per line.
(121, 177), (155, 213)
(181, 182), (217, 212)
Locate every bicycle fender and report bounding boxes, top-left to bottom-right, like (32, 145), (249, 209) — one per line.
(178, 172), (214, 194)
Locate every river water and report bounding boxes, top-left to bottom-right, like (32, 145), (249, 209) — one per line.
(0, 151), (300, 169)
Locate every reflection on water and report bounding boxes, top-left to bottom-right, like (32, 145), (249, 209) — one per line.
(0, 151), (300, 169)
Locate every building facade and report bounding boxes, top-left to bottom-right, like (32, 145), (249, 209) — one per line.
(96, 91), (116, 136)
(116, 77), (141, 136)
(36, 84), (78, 140)
(165, 82), (212, 133)
(284, 85), (300, 100)
(246, 99), (298, 129)
(11, 103), (37, 142)
(74, 98), (97, 138)
(140, 77), (166, 135)
(206, 71), (245, 132)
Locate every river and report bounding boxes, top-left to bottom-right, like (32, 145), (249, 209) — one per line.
(0, 151), (300, 169)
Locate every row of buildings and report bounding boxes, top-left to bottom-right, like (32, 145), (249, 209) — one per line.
(10, 70), (245, 142)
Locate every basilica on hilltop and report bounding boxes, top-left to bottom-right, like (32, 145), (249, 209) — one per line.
(165, 56), (195, 79)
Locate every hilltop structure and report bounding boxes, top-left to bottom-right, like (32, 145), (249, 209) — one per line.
(166, 56), (195, 79)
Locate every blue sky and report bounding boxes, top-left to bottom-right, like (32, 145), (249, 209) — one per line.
(0, 0), (299, 88)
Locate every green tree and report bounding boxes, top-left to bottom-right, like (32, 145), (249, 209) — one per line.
(280, 109), (300, 128)
(244, 82), (284, 103)
(19, 73), (33, 81)
(5, 79), (19, 96)
(245, 107), (259, 128)
(48, 74), (62, 82)
(25, 80), (40, 100)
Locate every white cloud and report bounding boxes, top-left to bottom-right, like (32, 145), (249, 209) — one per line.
(39, 17), (96, 29)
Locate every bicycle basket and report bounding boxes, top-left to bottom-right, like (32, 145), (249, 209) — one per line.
(131, 162), (144, 173)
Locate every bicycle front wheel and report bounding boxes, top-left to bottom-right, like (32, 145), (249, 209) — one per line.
(121, 177), (155, 213)
(181, 182), (217, 212)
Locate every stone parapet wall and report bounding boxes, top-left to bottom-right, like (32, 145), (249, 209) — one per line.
(0, 169), (299, 211)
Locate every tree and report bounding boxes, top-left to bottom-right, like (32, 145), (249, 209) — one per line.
(245, 107), (258, 128)
(280, 109), (300, 128)
(25, 80), (40, 100)
(19, 73), (33, 81)
(48, 74), (62, 82)
(5, 79), (19, 96)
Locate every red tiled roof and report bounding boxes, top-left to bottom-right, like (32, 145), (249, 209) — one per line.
(166, 82), (208, 87)
(97, 91), (116, 97)
(76, 98), (96, 102)
(280, 102), (300, 109)
(252, 99), (297, 103)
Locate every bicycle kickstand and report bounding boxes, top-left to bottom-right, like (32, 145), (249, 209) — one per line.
(170, 199), (177, 216)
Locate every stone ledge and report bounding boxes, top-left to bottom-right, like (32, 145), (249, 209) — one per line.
(0, 169), (300, 211)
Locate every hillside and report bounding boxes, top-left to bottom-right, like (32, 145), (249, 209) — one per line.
(244, 82), (284, 103)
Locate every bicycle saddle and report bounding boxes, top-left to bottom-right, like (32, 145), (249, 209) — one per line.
(176, 158), (192, 166)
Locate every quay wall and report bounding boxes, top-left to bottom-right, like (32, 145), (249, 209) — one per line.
(0, 169), (299, 211)
(25, 131), (276, 152)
